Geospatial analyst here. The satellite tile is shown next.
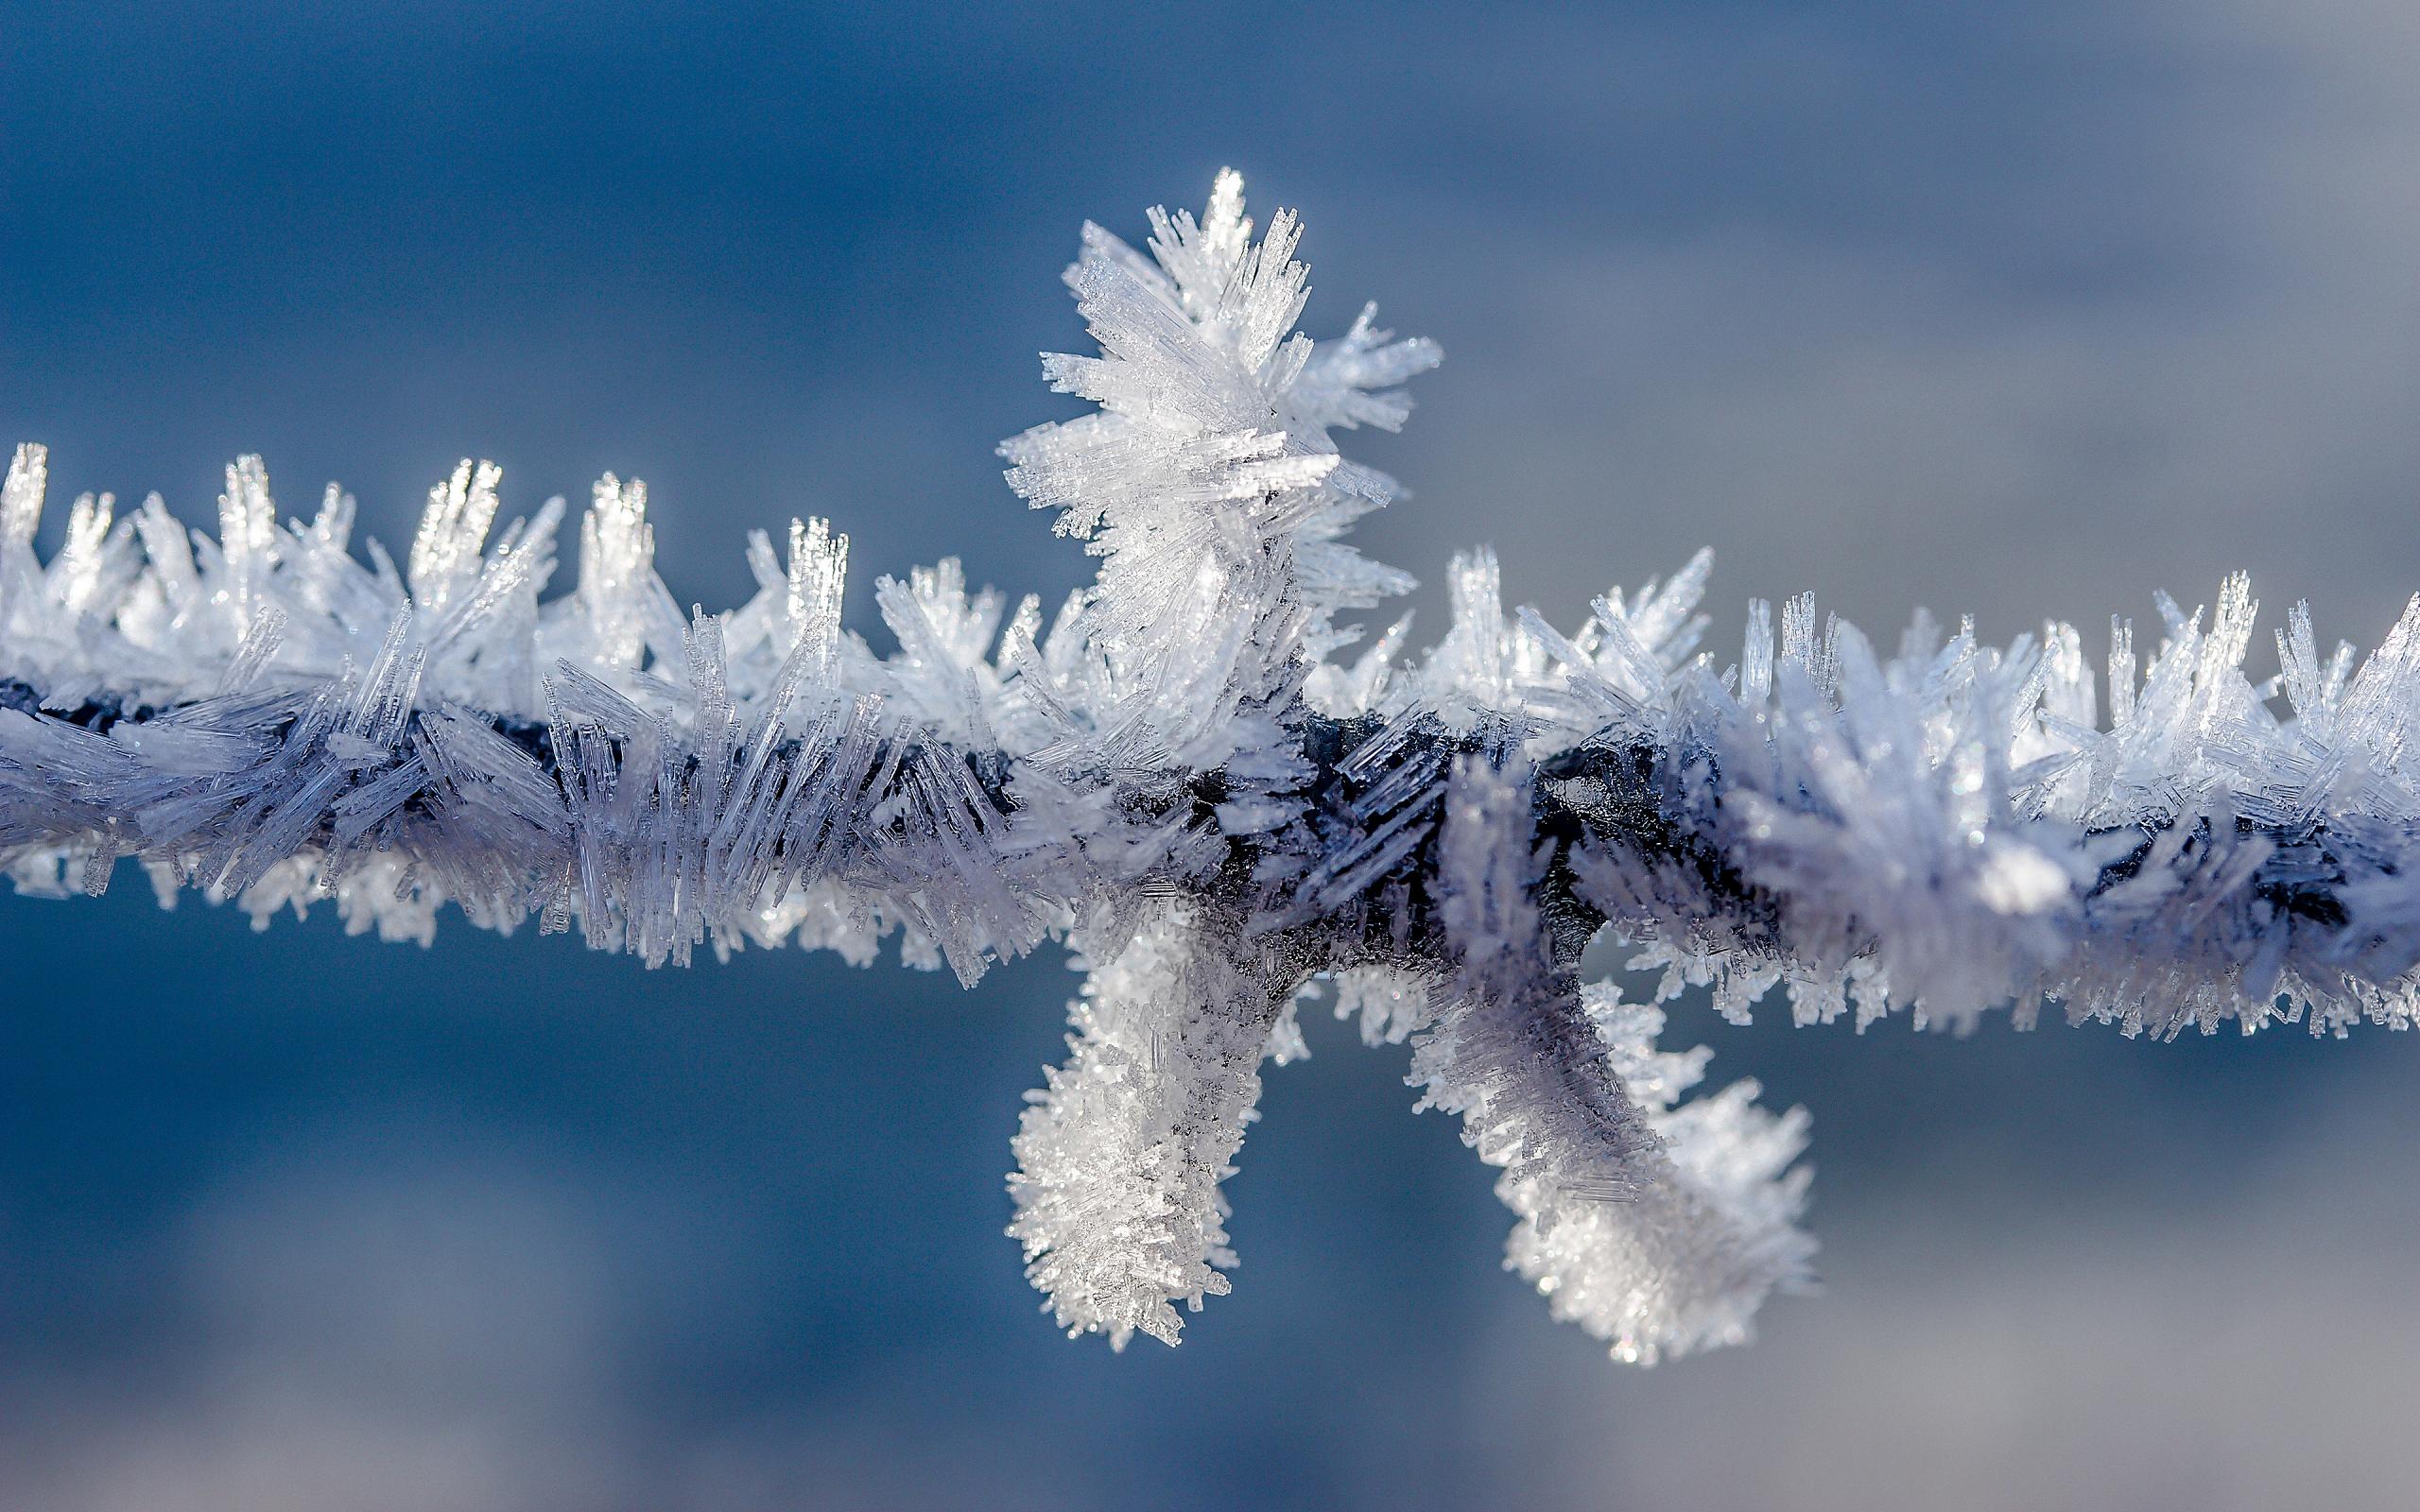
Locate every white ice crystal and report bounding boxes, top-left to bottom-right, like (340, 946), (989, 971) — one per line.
(1007, 904), (1289, 1349)
(3, 172), (2414, 1363)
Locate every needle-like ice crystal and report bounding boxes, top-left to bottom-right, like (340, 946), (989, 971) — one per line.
(4, 172), (2413, 1362)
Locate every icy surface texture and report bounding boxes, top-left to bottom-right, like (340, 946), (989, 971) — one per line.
(4, 173), (2412, 1362)
(1007, 905), (1291, 1349)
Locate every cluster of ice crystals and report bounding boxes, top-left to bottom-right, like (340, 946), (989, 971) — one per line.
(4, 173), (2411, 1364)
(1007, 905), (1288, 1348)
(999, 167), (1438, 765)
(1506, 983), (1814, 1364)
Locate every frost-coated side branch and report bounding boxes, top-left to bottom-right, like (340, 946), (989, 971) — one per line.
(3, 173), (2414, 1364)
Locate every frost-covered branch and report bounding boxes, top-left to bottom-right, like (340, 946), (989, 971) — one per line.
(3, 173), (2414, 1363)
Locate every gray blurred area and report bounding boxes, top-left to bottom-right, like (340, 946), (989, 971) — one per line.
(6, 3), (2419, 1507)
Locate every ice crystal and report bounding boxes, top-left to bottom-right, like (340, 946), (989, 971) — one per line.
(3, 172), (2413, 1363)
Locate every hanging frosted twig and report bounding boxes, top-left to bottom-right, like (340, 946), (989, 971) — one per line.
(2, 173), (2412, 1363)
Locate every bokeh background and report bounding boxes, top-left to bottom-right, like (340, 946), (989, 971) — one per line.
(8, 4), (2420, 1507)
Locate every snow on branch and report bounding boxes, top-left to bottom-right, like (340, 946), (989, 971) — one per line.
(2, 171), (2414, 1363)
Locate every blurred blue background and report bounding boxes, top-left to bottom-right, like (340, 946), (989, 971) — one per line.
(7, 4), (2420, 1507)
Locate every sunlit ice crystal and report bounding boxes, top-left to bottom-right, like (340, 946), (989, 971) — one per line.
(3, 172), (2414, 1365)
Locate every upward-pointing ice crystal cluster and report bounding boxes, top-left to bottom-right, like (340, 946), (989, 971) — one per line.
(3, 173), (2415, 1362)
